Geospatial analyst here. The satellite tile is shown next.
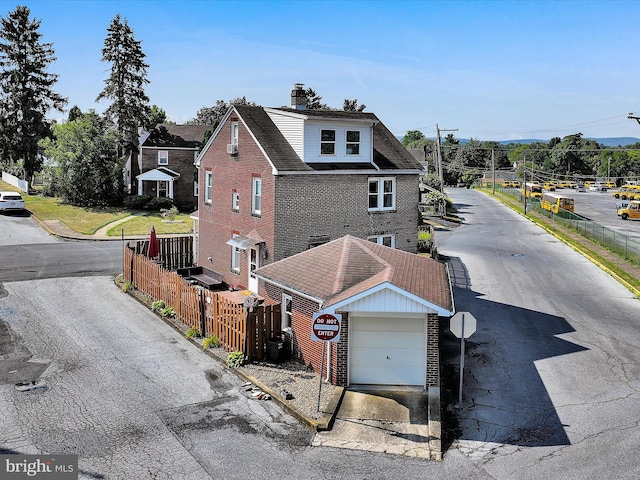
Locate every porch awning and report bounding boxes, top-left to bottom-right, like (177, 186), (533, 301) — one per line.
(136, 167), (181, 181)
(226, 235), (259, 250)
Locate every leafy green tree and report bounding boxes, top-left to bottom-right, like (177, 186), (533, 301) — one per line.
(343, 98), (366, 112)
(482, 140), (511, 169)
(402, 130), (426, 147)
(0, 5), (67, 181)
(96, 14), (150, 158)
(304, 87), (329, 110)
(67, 105), (82, 122)
(190, 96), (257, 128)
(40, 111), (123, 206)
(148, 104), (170, 128)
(441, 134), (460, 185)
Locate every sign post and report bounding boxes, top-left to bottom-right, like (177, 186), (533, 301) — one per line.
(311, 312), (342, 411)
(450, 312), (477, 404)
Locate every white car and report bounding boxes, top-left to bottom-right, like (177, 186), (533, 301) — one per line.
(0, 191), (26, 212)
(589, 183), (607, 192)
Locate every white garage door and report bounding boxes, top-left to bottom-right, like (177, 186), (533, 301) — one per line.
(350, 314), (426, 386)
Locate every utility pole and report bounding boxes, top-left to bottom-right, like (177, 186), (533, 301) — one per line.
(492, 149), (496, 195)
(436, 123), (458, 192)
(436, 124), (458, 218)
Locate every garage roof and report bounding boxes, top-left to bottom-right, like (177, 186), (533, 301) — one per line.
(253, 235), (454, 315)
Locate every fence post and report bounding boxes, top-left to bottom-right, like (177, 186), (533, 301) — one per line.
(199, 288), (206, 337)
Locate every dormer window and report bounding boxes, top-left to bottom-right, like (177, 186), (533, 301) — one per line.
(346, 131), (360, 155)
(320, 129), (335, 155)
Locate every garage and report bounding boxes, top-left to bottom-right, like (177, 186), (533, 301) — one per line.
(350, 313), (426, 386)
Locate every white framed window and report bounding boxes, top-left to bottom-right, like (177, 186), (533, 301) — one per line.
(282, 293), (292, 330)
(204, 171), (213, 204)
(231, 233), (241, 273)
(231, 122), (239, 145)
(193, 181), (198, 197)
(158, 150), (168, 165)
(346, 130), (360, 155)
(251, 177), (262, 215)
(320, 129), (336, 155)
(368, 177), (396, 211)
(232, 191), (239, 212)
(367, 234), (395, 248)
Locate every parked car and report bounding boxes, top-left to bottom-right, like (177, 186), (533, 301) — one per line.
(589, 183), (607, 192)
(616, 200), (629, 211)
(0, 191), (26, 213)
(575, 184), (586, 192)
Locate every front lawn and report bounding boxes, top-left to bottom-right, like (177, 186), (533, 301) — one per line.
(107, 213), (193, 236)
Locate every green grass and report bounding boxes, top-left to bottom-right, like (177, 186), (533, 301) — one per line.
(1, 179), (192, 236)
(107, 213), (193, 236)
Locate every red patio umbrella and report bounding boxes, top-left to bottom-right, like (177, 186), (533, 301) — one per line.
(147, 225), (159, 260)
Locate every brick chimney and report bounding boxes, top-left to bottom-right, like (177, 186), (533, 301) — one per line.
(291, 83), (306, 110)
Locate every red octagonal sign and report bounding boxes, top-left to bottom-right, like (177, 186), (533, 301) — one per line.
(311, 313), (342, 342)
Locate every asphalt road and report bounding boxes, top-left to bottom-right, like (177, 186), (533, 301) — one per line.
(437, 188), (640, 478)
(0, 212), (123, 281)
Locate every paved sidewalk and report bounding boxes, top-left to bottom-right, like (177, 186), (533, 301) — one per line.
(36, 215), (176, 241)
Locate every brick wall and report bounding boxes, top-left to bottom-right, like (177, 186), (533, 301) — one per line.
(198, 115), (276, 288)
(273, 174), (420, 260)
(140, 147), (198, 206)
(426, 313), (440, 386)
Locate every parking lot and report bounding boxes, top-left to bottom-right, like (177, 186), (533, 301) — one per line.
(539, 187), (640, 241)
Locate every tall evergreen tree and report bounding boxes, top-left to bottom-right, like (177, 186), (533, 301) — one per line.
(96, 14), (150, 158)
(0, 5), (67, 181)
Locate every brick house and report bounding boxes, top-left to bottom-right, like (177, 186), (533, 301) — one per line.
(253, 235), (454, 388)
(194, 84), (426, 293)
(126, 124), (212, 210)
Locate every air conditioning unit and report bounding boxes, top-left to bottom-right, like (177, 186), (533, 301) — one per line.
(227, 144), (238, 155)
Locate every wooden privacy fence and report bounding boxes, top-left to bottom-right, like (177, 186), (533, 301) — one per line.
(128, 235), (194, 271)
(123, 247), (281, 362)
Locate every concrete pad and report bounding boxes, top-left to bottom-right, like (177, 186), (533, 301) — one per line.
(313, 387), (433, 459)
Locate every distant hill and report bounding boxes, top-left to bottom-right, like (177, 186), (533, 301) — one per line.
(498, 137), (640, 147)
(399, 136), (640, 147)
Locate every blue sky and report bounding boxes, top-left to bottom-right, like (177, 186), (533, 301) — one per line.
(3, 0), (640, 141)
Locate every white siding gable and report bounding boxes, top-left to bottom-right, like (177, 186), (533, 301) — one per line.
(331, 286), (443, 314)
(266, 110), (305, 158)
(303, 120), (372, 164)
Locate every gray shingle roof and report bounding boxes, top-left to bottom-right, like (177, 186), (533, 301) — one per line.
(143, 124), (213, 148)
(253, 235), (453, 313)
(233, 105), (424, 172)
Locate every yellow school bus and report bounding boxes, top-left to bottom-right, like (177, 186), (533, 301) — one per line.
(540, 192), (575, 213)
(522, 182), (542, 198)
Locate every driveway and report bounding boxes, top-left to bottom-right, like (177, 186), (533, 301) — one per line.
(314, 387), (433, 459)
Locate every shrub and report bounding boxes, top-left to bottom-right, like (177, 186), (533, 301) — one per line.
(226, 351), (245, 368)
(120, 281), (135, 293)
(146, 196), (174, 211)
(202, 335), (221, 350)
(175, 199), (196, 213)
(185, 327), (201, 339)
(151, 300), (165, 312)
(123, 194), (152, 209)
(161, 306), (176, 318)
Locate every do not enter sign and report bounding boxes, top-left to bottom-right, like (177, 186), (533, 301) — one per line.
(311, 313), (341, 342)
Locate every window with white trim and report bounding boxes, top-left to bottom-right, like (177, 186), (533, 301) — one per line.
(158, 150), (168, 165)
(282, 293), (292, 330)
(346, 130), (360, 155)
(368, 177), (396, 211)
(320, 129), (336, 155)
(232, 191), (239, 212)
(231, 233), (241, 273)
(204, 171), (213, 204)
(231, 122), (239, 145)
(251, 177), (262, 215)
(367, 234), (395, 248)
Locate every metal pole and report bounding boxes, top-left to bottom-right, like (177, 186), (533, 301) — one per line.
(458, 313), (465, 404)
(317, 341), (326, 411)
